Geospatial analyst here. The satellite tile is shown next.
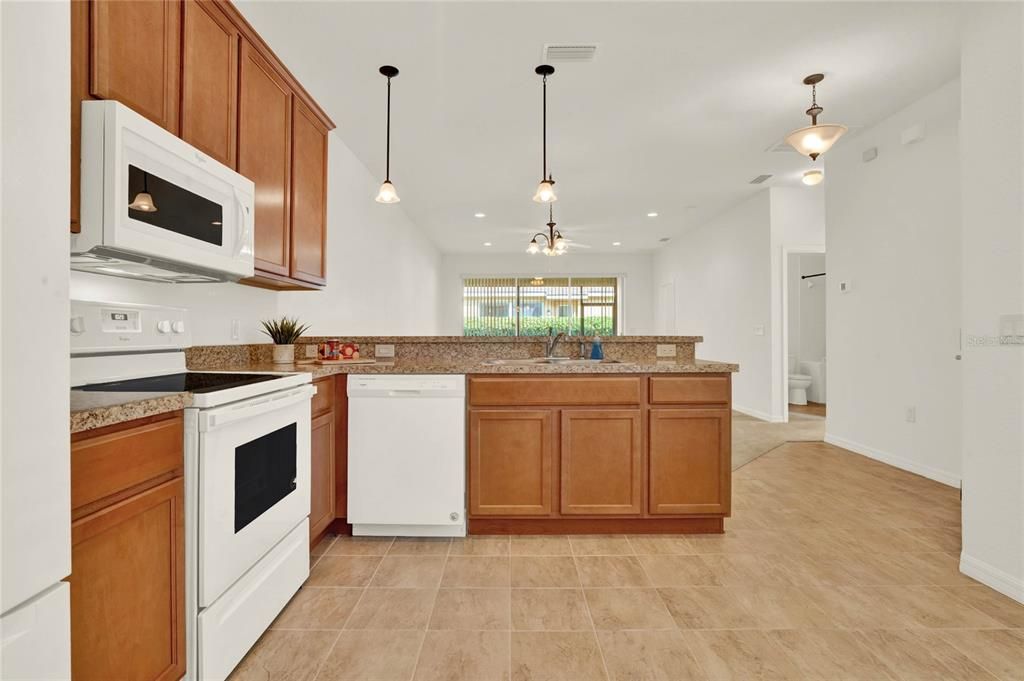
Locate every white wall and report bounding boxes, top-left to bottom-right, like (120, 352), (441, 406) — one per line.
(654, 191), (773, 417)
(959, 4), (1024, 603)
(1, 0), (72, 622)
(439, 253), (654, 336)
(824, 79), (962, 487)
(70, 134), (443, 342)
(279, 135), (441, 335)
(788, 253), (827, 370)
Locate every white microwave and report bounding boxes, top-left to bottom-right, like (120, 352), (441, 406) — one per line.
(73, 100), (255, 283)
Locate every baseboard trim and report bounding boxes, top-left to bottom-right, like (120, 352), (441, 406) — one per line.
(960, 553), (1024, 604)
(733, 405), (782, 423)
(823, 432), (962, 488)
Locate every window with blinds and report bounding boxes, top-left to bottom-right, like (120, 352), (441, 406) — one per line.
(463, 277), (618, 337)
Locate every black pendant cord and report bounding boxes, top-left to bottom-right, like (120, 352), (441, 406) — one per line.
(542, 73), (547, 180)
(143, 172), (149, 193)
(385, 75), (392, 182)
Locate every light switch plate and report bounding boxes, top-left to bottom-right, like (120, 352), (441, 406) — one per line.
(753, 325), (765, 336)
(656, 344), (677, 358)
(375, 344), (396, 358)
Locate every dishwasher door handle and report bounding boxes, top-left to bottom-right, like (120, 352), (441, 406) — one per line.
(388, 389), (423, 396)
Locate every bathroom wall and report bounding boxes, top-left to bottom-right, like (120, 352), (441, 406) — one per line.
(787, 253), (826, 369)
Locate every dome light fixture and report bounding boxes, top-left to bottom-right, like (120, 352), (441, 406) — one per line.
(374, 65), (401, 204)
(802, 169), (824, 186)
(527, 205), (567, 256)
(785, 73), (847, 161)
(532, 65), (558, 203)
(128, 171), (158, 213)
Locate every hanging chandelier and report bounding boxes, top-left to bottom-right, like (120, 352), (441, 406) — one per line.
(532, 65), (557, 203)
(784, 73), (847, 161)
(526, 205), (568, 256)
(375, 65), (400, 203)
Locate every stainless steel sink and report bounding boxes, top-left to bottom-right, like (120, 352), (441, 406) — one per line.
(481, 357), (632, 367)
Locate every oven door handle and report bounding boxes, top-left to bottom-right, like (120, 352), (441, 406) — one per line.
(198, 384), (314, 432)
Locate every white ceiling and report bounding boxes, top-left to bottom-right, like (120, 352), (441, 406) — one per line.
(237, 1), (966, 254)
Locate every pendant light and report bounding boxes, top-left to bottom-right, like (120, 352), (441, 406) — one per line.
(802, 169), (824, 186)
(375, 65), (400, 204)
(785, 74), (847, 161)
(128, 171), (157, 212)
(527, 205), (567, 256)
(532, 65), (557, 203)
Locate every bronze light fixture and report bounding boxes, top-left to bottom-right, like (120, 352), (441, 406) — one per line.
(526, 205), (567, 256)
(785, 73), (847, 161)
(375, 65), (400, 203)
(532, 64), (557, 203)
(128, 171), (157, 212)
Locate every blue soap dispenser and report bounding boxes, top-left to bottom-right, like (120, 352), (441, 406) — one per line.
(589, 336), (604, 360)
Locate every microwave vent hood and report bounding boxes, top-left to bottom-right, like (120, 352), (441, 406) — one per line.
(71, 249), (233, 284)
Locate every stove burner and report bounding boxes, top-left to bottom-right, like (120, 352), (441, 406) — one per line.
(74, 372), (281, 394)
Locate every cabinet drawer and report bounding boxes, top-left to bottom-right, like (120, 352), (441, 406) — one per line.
(469, 376), (641, 406)
(312, 376), (334, 416)
(72, 413), (184, 511)
(649, 375), (730, 405)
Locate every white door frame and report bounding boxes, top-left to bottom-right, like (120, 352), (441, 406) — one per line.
(780, 245), (826, 423)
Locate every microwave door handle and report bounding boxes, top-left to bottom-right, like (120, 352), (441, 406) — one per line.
(199, 384), (314, 432)
(232, 187), (253, 259)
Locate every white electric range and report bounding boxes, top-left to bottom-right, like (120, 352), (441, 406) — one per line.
(70, 300), (313, 680)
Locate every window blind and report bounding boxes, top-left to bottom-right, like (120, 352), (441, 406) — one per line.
(463, 276), (618, 337)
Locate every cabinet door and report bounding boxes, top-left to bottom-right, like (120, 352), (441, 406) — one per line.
(90, 0), (181, 133)
(469, 410), (553, 516)
(560, 409), (642, 515)
(238, 40), (292, 276)
(290, 99), (329, 285)
(309, 410), (335, 543)
(333, 375), (348, 521)
(70, 477), (185, 681)
(181, 0), (238, 168)
(648, 409), (731, 515)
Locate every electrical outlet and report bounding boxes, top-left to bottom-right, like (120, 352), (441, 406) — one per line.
(304, 344), (317, 358)
(905, 406), (916, 423)
(376, 344), (396, 358)
(656, 344), (677, 358)
(230, 319), (240, 340)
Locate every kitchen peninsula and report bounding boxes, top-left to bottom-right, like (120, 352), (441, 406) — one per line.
(71, 335), (738, 540)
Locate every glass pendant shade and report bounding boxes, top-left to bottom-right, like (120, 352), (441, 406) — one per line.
(785, 123), (847, 160)
(128, 191), (157, 212)
(526, 240), (540, 254)
(802, 169), (824, 186)
(375, 180), (400, 204)
(554, 236), (567, 252)
(533, 179), (557, 203)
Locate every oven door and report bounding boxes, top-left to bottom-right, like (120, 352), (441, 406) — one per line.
(196, 384), (313, 607)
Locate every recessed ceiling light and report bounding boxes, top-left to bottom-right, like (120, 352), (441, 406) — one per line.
(483, 242), (492, 246)
(612, 241), (622, 246)
(474, 212), (486, 218)
(646, 212), (658, 218)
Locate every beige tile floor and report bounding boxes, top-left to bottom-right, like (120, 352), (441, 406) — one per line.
(229, 441), (1024, 681)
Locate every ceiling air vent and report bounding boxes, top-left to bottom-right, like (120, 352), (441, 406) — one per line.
(749, 174), (773, 185)
(542, 43), (598, 63)
(658, 237), (671, 243)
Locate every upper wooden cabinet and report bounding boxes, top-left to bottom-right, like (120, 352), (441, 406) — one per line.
(71, 0), (335, 287)
(181, 0), (238, 167)
(560, 409), (642, 515)
(90, 0), (181, 133)
(238, 39), (293, 277)
(290, 100), (329, 286)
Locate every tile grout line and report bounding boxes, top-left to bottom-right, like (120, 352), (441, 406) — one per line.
(573, 542), (614, 681)
(407, 538), (451, 681)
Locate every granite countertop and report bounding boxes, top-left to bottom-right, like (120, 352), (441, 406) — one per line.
(70, 357), (738, 434)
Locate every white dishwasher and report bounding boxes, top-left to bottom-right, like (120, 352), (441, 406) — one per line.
(347, 374), (467, 537)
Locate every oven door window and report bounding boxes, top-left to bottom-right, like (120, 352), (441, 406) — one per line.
(235, 423), (298, 533)
(127, 164), (224, 246)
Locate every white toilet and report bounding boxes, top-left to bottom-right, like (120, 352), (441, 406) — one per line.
(788, 373), (813, 405)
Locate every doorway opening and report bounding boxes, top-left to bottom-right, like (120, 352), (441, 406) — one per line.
(783, 248), (827, 425)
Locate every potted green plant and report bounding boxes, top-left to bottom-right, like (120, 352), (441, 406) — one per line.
(259, 316), (310, 364)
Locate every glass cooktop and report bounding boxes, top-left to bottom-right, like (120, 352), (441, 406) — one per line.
(74, 372), (280, 394)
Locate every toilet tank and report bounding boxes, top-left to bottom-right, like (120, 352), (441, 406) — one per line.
(800, 359), (826, 404)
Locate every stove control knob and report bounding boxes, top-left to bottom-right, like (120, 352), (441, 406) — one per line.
(157, 320), (172, 334)
(171, 320), (186, 334)
(70, 316), (85, 335)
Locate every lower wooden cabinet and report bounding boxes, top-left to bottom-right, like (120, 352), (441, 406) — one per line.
(70, 477), (185, 681)
(560, 409), (642, 515)
(70, 412), (186, 681)
(648, 408), (731, 515)
(309, 410), (335, 541)
(469, 409), (553, 516)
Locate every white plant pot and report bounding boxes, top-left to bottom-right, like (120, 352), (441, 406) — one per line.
(272, 344), (295, 364)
